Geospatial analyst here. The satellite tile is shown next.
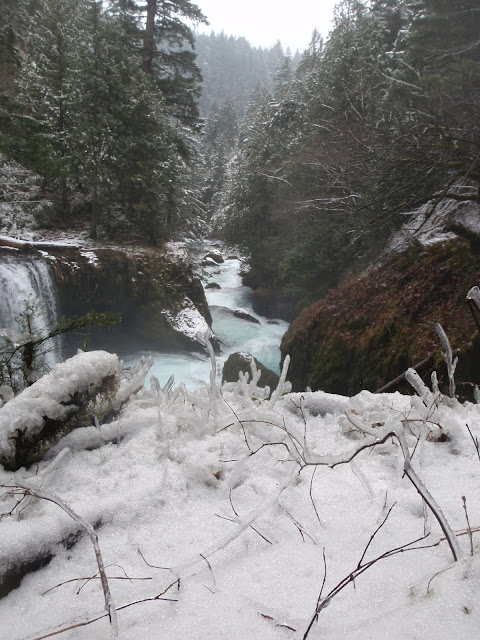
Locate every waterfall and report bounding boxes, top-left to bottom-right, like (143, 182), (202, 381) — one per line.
(0, 255), (62, 372)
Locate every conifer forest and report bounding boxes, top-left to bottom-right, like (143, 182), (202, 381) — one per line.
(1, 1), (477, 317)
(2, 3), (480, 640)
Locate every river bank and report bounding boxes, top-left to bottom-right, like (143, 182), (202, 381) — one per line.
(122, 240), (289, 389)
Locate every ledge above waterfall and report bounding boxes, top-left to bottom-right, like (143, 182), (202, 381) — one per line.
(0, 237), (213, 354)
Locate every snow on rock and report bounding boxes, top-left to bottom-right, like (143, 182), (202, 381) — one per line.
(234, 307), (261, 323)
(387, 193), (480, 254)
(163, 297), (212, 346)
(1, 352), (480, 639)
(79, 250), (99, 265)
(164, 241), (189, 262)
(0, 351), (120, 470)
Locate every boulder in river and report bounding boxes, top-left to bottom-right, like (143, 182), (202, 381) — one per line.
(205, 282), (221, 289)
(203, 251), (224, 264)
(222, 352), (279, 389)
(233, 308), (260, 324)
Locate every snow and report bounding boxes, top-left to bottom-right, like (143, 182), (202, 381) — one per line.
(79, 250), (99, 265)
(163, 298), (211, 344)
(386, 195), (480, 254)
(1, 349), (480, 640)
(0, 351), (120, 467)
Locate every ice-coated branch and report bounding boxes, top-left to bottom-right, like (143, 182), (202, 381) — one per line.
(405, 367), (434, 405)
(168, 464), (297, 578)
(267, 355), (291, 408)
(198, 329), (219, 424)
(435, 322), (457, 398)
(466, 286), (480, 335)
(8, 480), (119, 639)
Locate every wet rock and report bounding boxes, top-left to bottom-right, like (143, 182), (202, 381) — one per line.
(202, 256), (219, 266)
(206, 282), (221, 289)
(222, 352), (280, 389)
(41, 241), (212, 352)
(203, 251), (224, 264)
(234, 308), (260, 324)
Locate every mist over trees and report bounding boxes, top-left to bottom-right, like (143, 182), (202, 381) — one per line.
(195, 32), (297, 212)
(1, 0), (478, 303)
(216, 0), (480, 318)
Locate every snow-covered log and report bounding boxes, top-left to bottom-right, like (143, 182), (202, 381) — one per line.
(0, 351), (120, 470)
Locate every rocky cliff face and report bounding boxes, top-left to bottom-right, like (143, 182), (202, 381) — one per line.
(0, 238), (212, 353)
(281, 232), (480, 398)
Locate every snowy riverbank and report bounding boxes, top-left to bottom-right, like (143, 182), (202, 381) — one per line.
(123, 241), (288, 389)
(1, 347), (479, 640)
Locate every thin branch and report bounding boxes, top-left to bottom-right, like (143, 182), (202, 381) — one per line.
(465, 424), (480, 462)
(303, 532), (430, 639)
(357, 503), (397, 569)
(9, 482), (118, 638)
(309, 466), (323, 527)
(462, 496), (474, 557)
(41, 575), (152, 596)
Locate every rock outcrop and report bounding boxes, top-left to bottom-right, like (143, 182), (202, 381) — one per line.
(0, 238), (212, 353)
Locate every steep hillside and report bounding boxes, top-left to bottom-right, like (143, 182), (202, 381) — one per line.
(281, 235), (480, 396)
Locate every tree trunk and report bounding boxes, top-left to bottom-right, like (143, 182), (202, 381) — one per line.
(142, 0), (156, 75)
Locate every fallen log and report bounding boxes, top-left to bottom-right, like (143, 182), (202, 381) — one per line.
(0, 351), (120, 471)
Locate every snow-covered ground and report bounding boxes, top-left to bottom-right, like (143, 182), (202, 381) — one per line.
(1, 349), (480, 640)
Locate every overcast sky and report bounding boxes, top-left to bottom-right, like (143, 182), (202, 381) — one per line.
(194, 0), (338, 53)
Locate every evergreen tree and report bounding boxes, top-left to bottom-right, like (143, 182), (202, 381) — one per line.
(140, 0), (206, 127)
(16, 0), (87, 205)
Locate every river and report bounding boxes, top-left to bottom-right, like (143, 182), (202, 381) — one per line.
(122, 241), (289, 390)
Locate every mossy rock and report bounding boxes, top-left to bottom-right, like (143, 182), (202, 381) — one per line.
(222, 352), (279, 389)
(281, 238), (480, 396)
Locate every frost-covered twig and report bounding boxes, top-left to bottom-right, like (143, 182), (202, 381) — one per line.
(267, 355), (291, 408)
(6, 481), (119, 639)
(466, 286), (480, 335)
(168, 465), (297, 578)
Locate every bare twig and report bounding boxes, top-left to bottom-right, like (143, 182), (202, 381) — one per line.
(137, 548), (171, 570)
(426, 563), (456, 595)
(279, 505), (317, 545)
(465, 424), (480, 462)
(7, 481), (118, 638)
(309, 466), (323, 527)
(200, 554), (216, 590)
(357, 503), (397, 569)
(41, 575), (152, 596)
(462, 496), (474, 556)
(303, 532), (430, 639)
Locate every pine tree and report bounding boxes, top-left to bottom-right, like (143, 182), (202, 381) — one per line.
(16, 0), (87, 206)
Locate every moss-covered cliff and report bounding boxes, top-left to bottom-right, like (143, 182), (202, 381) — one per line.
(46, 242), (211, 352)
(281, 237), (480, 396)
(0, 238), (211, 353)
